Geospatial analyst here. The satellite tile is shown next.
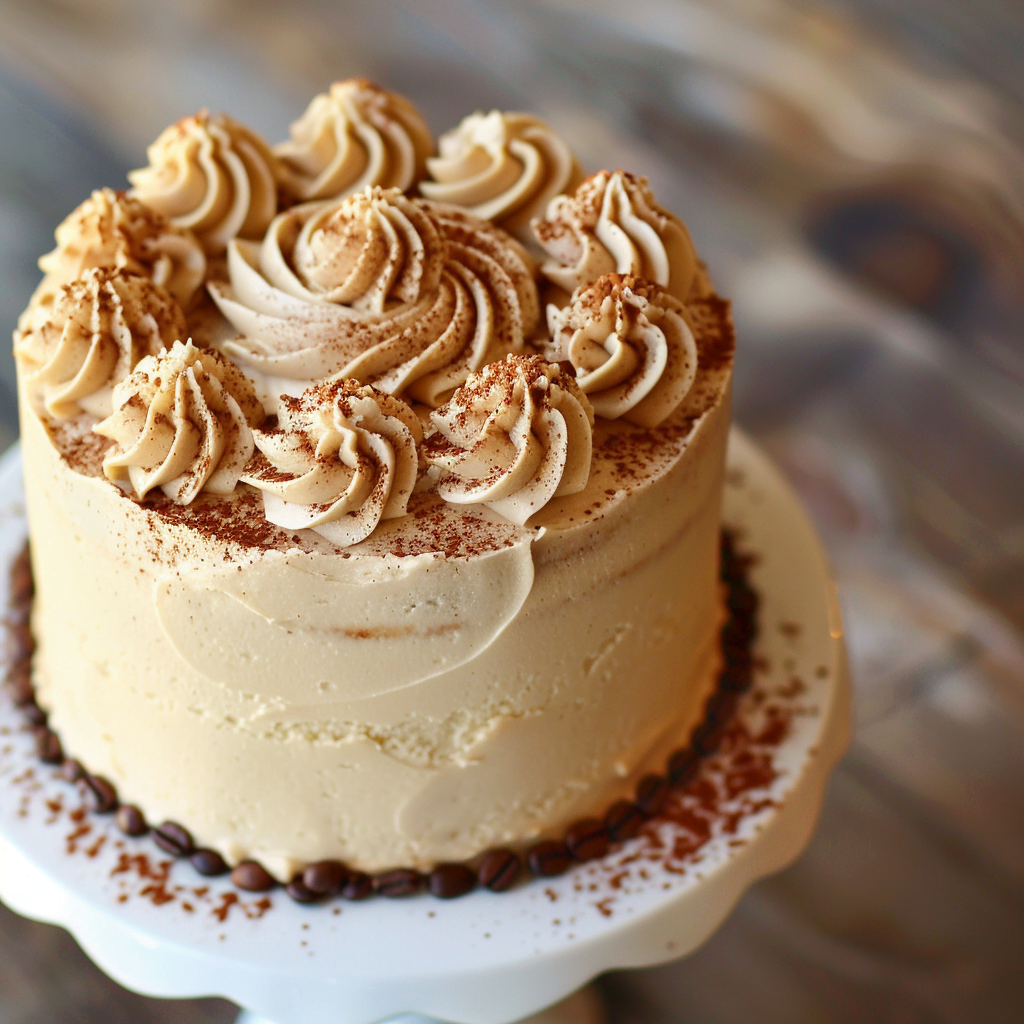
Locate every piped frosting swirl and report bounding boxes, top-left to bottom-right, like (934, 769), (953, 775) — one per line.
(28, 188), (206, 314)
(94, 340), (264, 504)
(15, 268), (187, 420)
(209, 187), (539, 409)
(275, 79), (433, 203)
(128, 111), (279, 254)
(424, 353), (593, 525)
(533, 170), (703, 303)
(545, 274), (698, 427)
(420, 111), (581, 246)
(241, 379), (422, 547)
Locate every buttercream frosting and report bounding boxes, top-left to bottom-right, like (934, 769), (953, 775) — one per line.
(276, 79), (433, 203)
(128, 111), (279, 253)
(424, 353), (594, 525)
(14, 268), (186, 420)
(242, 379), (422, 547)
(533, 170), (702, 303)
(420, 111), (581, 246)
(545, 273), (698, 427)
(209, 187), (539, 409)
(94, 339), (264, 503)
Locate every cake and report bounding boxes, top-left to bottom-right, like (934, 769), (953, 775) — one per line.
(11, 80), (737, 898)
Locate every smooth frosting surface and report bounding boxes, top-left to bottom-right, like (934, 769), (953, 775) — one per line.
(276, 79), (433, 202)
(420, 110), (582, 246)
(545, 273), (698, 427)
(129, 112), (279, 253)
(14, 268), (186, 420)
(209, 187), (539, 409)
(243, 379), (423, 546)
(94, 339), (264, 503)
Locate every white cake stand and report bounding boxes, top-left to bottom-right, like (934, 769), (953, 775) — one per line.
(0, 429), (850, 1024)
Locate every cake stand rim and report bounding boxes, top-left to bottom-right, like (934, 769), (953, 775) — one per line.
(0, 428), (851, 1024)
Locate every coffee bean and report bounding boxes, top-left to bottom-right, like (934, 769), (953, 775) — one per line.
(302, 860), (348, 896)
(727, 583), (758, 617)
(23, 701), (47, 727)
(527, 840), (571, 878)
(116, 805), (148, 837)
(705, 690), (738, 724)
(83, 775), (118, 814)
(719, 663), (753, 693)
(232, 861), (276, 892)
(190, 849), (229, 877)
(428, 863), (476, 899)
(692, 718), (728, 756)
(34, 727), (62, 764)
(5, 623), (34, 663)
(635, 774), (668, 817)
(341, 872), (373, 901)
(373, 868), (423, 898)
(61, 759), (85, 783)
(10, 549), (33, 604)
(667, 748), (700, 787)
(6, 665), (33, 706)
(153, 821), (194, 857)
(286, 877), (321, 904)
(565, 818), (609, 861)
(478, 849), (521, 892)
(604, 800), (644, 842)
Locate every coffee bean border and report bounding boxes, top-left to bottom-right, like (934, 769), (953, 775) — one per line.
(3, 533), (758, 904)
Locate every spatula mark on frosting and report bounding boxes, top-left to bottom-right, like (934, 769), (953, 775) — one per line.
(533, 171), (706, 303)
(424, 353), (594, 526)
(128, 111), (280, 254)
(242, 379), (422, 547)
(15, 268), (187, 420)
(208, 187), (539, 410)
(22, 188), (206, 323)
(94, 340), (264, 504)
(420, 110), (582, 247)
(545, 274), (699, 427)
(276, 79), (433, 203)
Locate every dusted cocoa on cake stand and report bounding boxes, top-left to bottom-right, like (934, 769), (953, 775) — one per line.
(0, 429), (850, 1024)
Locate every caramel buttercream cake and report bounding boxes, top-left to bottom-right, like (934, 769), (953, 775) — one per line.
(12, 80), (737, 896)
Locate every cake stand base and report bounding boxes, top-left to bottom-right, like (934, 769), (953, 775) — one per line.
(0, 429), (850, 1024)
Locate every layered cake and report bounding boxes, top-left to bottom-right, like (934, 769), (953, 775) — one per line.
(11, 80), (736, 895)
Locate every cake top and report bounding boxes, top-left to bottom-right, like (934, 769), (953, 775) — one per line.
(14, 80), (734, 561)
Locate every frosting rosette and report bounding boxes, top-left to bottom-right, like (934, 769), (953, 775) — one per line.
(419, 110), (582, 246)
(94, 340), (264, 504)
(209, 186), (539, 409)
(275, 79), (433, 203)
(128, 111), (279, 253)
(533, 170), (703, 303)
(424, 353), (593, 526)
(14, 268), (187, 420)
(24, 188), (205, 322)
(545, 274), (698, 427)
(241, 379), (422, 547)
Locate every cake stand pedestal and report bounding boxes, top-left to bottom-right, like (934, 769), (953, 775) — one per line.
(0, 430), (850, 1024)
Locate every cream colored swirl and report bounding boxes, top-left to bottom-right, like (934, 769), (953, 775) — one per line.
(15, 268), (186, 420)
(534, 170), (703, 303)
(424, 354), (593, 526)
(23, 188), (205, 326)
(94, 340), (264, 504)
(276, 79), (433, 203)
(241, 379), (422, 547)
(545, 274), (698, 427)
(419, 110), (582, 246)
(128, 111), (279, 254)
(209, 187), (539, 409)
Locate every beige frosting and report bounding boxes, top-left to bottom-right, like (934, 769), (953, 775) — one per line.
(128, 111), (279, 253)
(420, 111), (582, 246)
(209, 187), (539, 409)
(94, 340), (264, 503)
(534, 170), (705, 303)
(424, 354), (594, 526)
(242, 380), (423, 547)
(545, 273), (698, 428)
(25, 188), (206, 318)
(276, 79), (433, 203)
